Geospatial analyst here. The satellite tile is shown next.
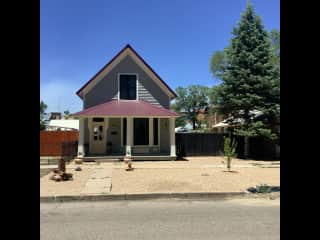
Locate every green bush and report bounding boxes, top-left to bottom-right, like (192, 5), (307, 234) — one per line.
(224, 137), (237, 171)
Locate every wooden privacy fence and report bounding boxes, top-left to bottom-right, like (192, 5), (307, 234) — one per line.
(176, 133), (278, 160)
(176, 133), (227, 157)
(40, 131), (79, 156)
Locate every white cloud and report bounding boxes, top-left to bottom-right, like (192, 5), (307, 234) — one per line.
(40, 79), (82, 114)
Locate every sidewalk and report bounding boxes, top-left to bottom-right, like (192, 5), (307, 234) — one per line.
(40, 157), (280, 201)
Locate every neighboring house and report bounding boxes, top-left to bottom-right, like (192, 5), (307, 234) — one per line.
(49, 112), (62, 120)
(209, 112), (228, 133)
(47, 119), (79, 131)
(72, 44), (179, 160)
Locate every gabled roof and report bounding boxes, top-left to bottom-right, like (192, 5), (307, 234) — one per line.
(72, 100), (179, 117)
(76, 44), (177, 99)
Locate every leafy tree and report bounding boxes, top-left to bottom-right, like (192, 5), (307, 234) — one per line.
(209, 49), (229, 79)
(173, 85), (210, 130)
(224, 137), (237, 171)
(171, 103), (187, 127)
(64, 110), (70, 116)
(209, 3), (279, 141)
(40, 100), (47, 131)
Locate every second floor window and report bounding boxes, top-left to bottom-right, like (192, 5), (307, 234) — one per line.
(120, 74), (136, 100)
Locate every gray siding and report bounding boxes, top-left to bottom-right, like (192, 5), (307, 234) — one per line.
(160, 118), (170, 154)
(83, 55), (170, 109)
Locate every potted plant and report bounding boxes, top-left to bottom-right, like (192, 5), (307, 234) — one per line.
(124, 150), (133, 171)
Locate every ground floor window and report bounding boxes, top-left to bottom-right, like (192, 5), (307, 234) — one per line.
(153, 118), (158, 145)
(134, 118), (149, 145)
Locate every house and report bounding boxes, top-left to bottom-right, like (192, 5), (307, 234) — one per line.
(72, 44), (179, 160)
(49, 112), (62, 120)
(47, 119), (79, 131)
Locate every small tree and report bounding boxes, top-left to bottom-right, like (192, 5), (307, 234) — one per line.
(224, 137), (237, 171)
(173, 85), (210, 130)
(40, 100), (48, 131)
(64, 110), (70, 116)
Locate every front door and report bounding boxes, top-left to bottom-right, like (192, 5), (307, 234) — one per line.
(90, 119), (106, 155)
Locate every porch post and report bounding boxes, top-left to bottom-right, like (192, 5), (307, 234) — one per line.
(126, 117), (133, 156)
(78, 117), (85, 157)
(169, 118), (176, 157)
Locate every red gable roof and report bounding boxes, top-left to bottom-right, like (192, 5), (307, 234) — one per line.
(76, 44), (177, 99)
(72, 100), (179, 117)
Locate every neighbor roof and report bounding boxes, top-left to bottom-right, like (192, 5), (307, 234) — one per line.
(72, 100), (179, 117)
(76, 44), (177, 99)
(48, 119), (79, 130)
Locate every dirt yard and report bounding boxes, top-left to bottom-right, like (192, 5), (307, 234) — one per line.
(111, 167), (279, 194)
(40, 168), (94, 196)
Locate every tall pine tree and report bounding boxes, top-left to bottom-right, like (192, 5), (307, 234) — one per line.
(218, 3), (279, 140)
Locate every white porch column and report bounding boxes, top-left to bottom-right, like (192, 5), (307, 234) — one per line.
(78, 118), (85, 157)
(169, 118), (176, 157)
(149, 117), (153, 146)
(126, 117), (133, 156)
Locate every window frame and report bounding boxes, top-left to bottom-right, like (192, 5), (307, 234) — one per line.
(118, 73), (138, 100)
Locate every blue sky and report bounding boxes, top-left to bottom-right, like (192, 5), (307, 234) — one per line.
(40, 0), (279, 113)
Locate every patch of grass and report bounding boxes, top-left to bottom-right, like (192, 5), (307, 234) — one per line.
(247, 184), (271, 193)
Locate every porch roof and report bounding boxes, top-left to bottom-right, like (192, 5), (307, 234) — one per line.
(72, 100), (179, 117)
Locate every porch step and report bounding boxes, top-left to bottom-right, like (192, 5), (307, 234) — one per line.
(131, 156), (176, 161)
(81, 156), (122, 162)
(79, 155), (176, 162)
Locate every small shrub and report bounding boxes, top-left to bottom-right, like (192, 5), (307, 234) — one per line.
(224, 137), (237, 171)
(256, 184), (271, 193)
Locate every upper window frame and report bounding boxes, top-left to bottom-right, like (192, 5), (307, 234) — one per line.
(118, 73), (138, 100)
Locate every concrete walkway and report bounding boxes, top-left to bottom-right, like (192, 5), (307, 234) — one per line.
(81, 168), (112, 195)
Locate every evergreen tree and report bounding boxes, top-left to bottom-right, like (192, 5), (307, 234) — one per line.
(40, 100), (47, 131)
(217, 3), (279, 140)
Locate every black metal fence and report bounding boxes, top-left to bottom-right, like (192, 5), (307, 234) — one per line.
(176, 133), (279, 160)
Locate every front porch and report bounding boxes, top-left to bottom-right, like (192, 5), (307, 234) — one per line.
(77, 116), (176, 160)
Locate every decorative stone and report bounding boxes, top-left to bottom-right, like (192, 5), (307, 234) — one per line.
(75, 166), (82, 171)
(52, 174), (62, 181)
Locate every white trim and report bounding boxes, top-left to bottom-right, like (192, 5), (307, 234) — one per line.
(169, 118), (176, 157)
(118, 73), (138, 100)
(77, 118), (85, 157)
(78, 48), (174, 99)
(126, 117), (133, 156)
(75, 115), (179, 118)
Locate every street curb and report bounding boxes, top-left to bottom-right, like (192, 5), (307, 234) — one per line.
(40, 191), (280, 203)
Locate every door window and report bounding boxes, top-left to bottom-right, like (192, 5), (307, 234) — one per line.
(93, 125), (103, 141)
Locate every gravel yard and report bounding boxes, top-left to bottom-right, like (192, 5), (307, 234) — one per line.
(40, 157), (279, 196)
(40, 168), (94, 196)
(111, 167), (280, 193)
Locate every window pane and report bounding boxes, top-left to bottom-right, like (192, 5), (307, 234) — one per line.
(153, 118), (158, 145)
(93, 118), (104, 122)
(134, 118), (149, 145)
(120, 75), (136, 100)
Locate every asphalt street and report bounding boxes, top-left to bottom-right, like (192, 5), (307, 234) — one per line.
(40, 198), (280, 240)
